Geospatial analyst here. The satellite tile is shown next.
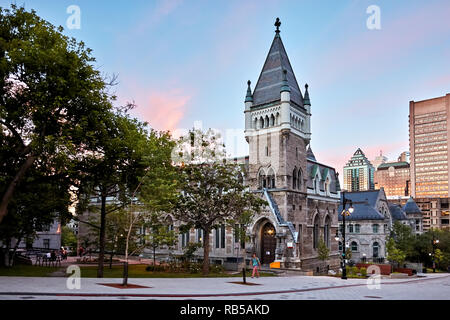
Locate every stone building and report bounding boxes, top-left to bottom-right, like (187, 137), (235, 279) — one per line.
(338, 189), (391, 263)
(78, 20), (341, 272)
(242, 19), (340, 271)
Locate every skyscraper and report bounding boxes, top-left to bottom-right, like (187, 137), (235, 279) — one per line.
(409, 94), (450, 198)
(343, 148), (375, 191)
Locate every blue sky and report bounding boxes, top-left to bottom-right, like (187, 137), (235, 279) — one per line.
(2, 0), (450, 178)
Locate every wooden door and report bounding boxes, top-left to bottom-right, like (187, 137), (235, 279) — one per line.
(261, 223), (276, 264)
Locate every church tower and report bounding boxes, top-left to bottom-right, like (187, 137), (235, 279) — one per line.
(244, 19), (340, 271)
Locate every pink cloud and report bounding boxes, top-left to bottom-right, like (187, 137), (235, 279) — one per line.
(131, 89), (191, 133)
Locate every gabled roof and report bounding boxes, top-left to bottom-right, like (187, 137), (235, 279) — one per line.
(403, 197), (422, 215)
(388, 204), (408, 221)
(338, 190), (385, 221)
(252, 33), (304, 108)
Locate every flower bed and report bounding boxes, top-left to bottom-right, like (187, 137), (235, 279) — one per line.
(356, 263), (391, 275)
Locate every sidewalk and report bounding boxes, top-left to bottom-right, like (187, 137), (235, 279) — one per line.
(0, 272), (448, 300)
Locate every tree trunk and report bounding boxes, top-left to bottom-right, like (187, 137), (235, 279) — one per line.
(9, 236), (22, 267)
(153, 247), (156, 266)
(202, 228), (210, 275)
(97, 194), (107, 278)
(0, 154), (36, 224)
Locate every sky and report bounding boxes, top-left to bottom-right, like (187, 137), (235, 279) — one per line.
(2, 0), (450, 181)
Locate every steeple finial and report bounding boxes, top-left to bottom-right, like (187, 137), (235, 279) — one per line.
(303, 83), (310, 105)
(245, 80), (253, 103)
(280, 69), (290, 93)
(274, 18), (281, 34)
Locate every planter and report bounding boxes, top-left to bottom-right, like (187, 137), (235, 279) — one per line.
(390, 273), (408, 279)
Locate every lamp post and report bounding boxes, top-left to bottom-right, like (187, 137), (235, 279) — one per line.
(339, 191), (354, 280)
(431, 236), (439, 273)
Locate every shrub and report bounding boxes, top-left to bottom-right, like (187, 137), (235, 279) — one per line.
(360, 267), (367, 277)
(351, 266), (359, 275)
(210, 264), (224, 273)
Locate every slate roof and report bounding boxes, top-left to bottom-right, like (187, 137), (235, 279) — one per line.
(403, 197), (422, 215)
(306, 158), (339, 194)
(388, 204), (408, 221)
(252, 33), (304, 108)
(338, 190), (385, 221)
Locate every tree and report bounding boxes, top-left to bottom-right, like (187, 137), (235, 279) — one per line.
(0, 5), (115, 224)
(171, 129), (266, 275)
(76, 112), (154, 278)
(144, 213), (177, 266)
(386, 237), (406, 270)
(0, 167), (71, 266)
(390, 221), (415, 258)
(61, 226), (78, 249)
(317, 238), (330, 274)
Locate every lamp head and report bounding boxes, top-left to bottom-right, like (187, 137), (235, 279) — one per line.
(348, 201), (354, 214)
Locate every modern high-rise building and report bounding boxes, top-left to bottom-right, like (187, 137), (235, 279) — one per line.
(374, 161), (410, 199)
(343, 148), (375, 191)
(409, 94), (450, 198)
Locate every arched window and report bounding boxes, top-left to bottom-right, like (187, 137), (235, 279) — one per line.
(254, 118), (258, 129)
(373, 242), (379, 258)
(267, 168), (276, 189)
(270, 114), (275, 126)
(297, 169), (302, 190)
(324, 216), (330, 248)
(259, 117), (264, 129)
(324, 177), (330, 194)
(313, 214), (319, 249)
(258, 170), (266, 189)
(351, 241), (358, 252)
(292, 168), (297, 189)
(265, 115), (269, 128)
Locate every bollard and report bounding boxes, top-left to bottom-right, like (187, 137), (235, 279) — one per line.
(242, 267), (246, 284)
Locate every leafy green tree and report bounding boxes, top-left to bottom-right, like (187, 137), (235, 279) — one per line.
(171, 129), (266, 275)
(0, 5), (115, 224)
(144, 214), (177, 266)
(390, 221), (415, 257)
(317, 238), (330, 274)
(61, 226), (78, 249)
(0, 167), (71, 266)
(386, 237), (406, 270)
(76, 112), (156, 278)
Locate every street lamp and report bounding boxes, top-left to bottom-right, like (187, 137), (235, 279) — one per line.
(431, 237), (439, 273)
(340, 191), (354, 280)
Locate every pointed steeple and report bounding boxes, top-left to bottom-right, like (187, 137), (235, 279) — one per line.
(303, 84), (310, 105)
(306, 145), (316, 161)
(245, 80), (253, 103)
(252, 18), (304, 108)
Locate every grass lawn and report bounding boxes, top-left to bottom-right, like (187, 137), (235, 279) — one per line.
(0, 264), (276, 278)
(0, 265), (61, 277)
(79, 264), (276, 278)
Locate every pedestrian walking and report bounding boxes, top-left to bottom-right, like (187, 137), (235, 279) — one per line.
(251, 253), (261, 278)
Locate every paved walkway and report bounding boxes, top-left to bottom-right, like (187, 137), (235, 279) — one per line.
(0, 273), (449, 300)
